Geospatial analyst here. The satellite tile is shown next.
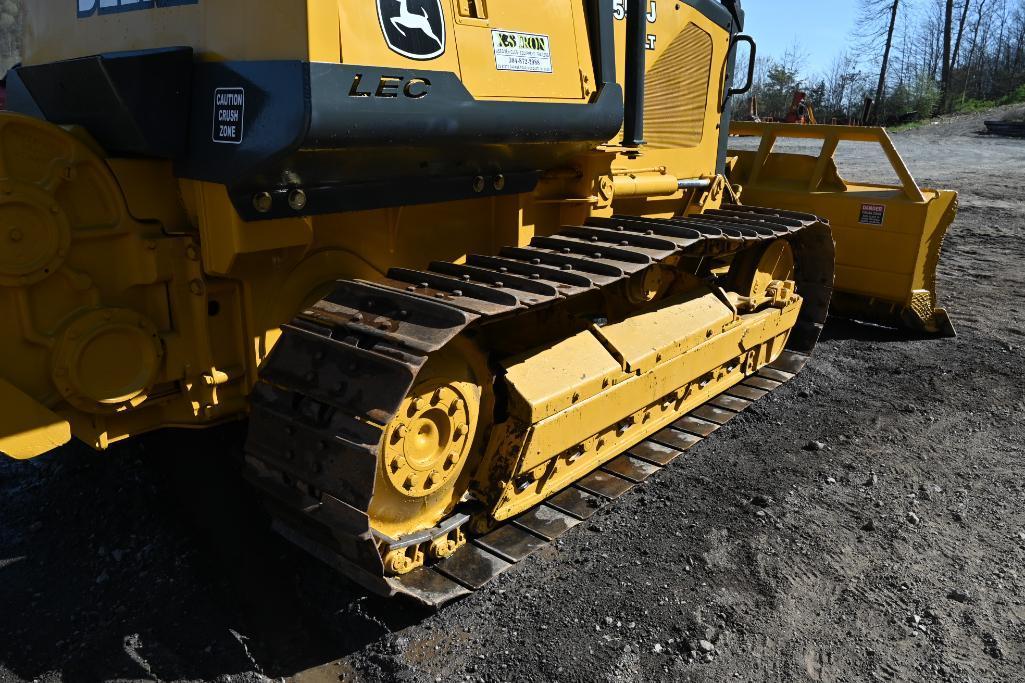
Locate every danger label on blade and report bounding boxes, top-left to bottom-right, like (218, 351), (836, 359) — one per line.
(212, 88), (245, 145)
(492, 30), (553, 73)
(859, 203), (886, 225)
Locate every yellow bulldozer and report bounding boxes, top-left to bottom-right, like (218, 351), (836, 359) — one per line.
(0, 0), (955, 606)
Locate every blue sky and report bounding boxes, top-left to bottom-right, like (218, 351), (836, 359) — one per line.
(743, 0), (860, 76)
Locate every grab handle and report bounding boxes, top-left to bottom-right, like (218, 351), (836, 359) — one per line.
(727, 34), (756, 97)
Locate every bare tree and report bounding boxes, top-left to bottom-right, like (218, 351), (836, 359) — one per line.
(856, 0), (911, 122)
(939, 0), (956, 111)
(748, 0), (1025, 126)
(876, 0), (903, 121)
(951, 0), (974, 68)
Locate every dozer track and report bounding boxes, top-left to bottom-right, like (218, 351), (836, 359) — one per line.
(243, 204), (835, 608)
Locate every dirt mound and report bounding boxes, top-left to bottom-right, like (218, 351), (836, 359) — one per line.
(927, 104), (1025, 139)
(898, 103), (1025, 138)
(1001, 106), (1025, 122)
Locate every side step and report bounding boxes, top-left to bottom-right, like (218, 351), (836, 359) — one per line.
(292, 351), (810, 608)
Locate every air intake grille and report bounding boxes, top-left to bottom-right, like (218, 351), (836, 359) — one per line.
(644, 22), (713, 149)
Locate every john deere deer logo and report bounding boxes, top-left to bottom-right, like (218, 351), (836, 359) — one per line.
(377, 0), (446, 60)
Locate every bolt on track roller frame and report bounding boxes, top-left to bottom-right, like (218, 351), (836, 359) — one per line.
(728, 122), (957, 337)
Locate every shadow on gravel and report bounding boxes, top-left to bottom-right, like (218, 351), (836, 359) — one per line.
(820, 316), (944, 344)
(0, 426), (431, 681)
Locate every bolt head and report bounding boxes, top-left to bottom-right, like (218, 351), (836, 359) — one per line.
(288, 189), (307, 211)
(253, 192), (273, 213)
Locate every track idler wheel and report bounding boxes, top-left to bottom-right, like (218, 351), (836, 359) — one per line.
(368, 339), (493, 573)
(730, 241), (797, 310)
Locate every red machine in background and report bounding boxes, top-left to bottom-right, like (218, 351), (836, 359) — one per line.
(747, 90), (819, 125)
(784, 91), (817, 125)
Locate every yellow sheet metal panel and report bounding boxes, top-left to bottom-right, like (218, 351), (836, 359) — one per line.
(519, 305), (800, 467)
(503, 330), (622, 424)
(25, 1), (314, 65)
(307, 0), (341, 63)
(452, 0), (587, 100)
(594, 288), (735, 374)
(336, 0), (465, 76)
(0, 379), (72, 460)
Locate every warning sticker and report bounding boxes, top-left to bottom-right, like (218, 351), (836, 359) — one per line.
(859, 203), (886, 225)
(213, 88), (245, 145)
(492, 30), (553, 73)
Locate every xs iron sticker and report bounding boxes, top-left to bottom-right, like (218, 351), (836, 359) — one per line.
(492, 30), (553, 74)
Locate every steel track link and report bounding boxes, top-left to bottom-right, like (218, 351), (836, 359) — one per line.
(243, 205), (836, 607)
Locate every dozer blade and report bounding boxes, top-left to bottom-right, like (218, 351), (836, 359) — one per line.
(729, 122), (957, 337)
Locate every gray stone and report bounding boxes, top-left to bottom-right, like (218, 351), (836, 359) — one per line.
(698, 640), (715, 653)
(947, 589), (972, 603)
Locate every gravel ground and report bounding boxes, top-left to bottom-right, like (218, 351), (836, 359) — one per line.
(2, 109), (1023, 683)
